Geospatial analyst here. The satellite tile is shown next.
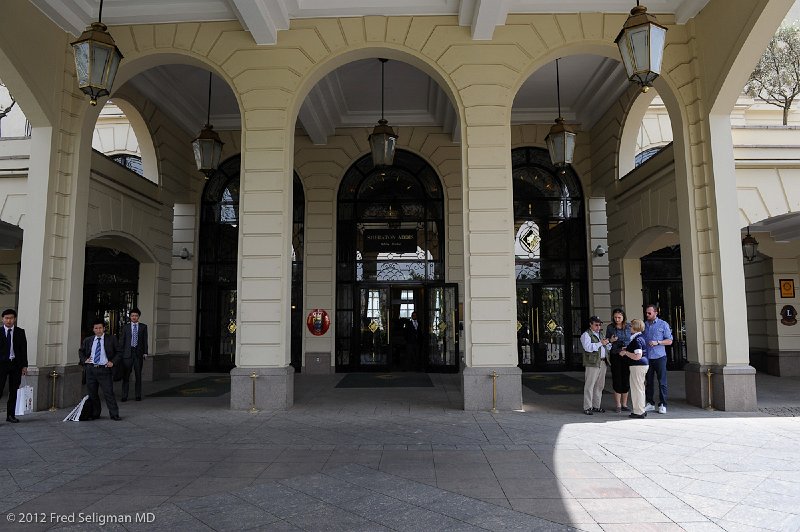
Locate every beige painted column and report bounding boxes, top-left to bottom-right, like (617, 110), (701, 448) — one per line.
(229, 114), (294, 410)
(682, 114), (756, 411)
(460, 119), (521, 411)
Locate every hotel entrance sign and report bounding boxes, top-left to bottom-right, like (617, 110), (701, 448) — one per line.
(363, 229), (416, 253)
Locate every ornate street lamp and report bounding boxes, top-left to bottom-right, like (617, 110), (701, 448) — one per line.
(545, 59), (576, 168)
(742, 227), (759, 262)
(191, 72), (224, 179)
(369, 59), (398, 167)
(70, 0), (123, 106)
(615, 1), (668, 92)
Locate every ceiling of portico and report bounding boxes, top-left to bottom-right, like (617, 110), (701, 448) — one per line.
(29, 0), (708, 145)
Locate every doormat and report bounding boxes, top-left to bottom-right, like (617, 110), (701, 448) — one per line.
(522, 373), (609, 395)
(335, 373), (433, 388)
(148, 376), (231, 397)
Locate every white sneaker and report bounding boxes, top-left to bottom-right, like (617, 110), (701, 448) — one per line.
(644, 403), (655, 412)
(658, 405), (667, 414)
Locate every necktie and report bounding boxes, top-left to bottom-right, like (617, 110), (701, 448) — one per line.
(6, 328), (12, 361)
(132, 325), (138, 348)
(94, 337), (101, 365)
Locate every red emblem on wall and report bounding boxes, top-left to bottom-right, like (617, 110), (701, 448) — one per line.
(306, 309), (331, 336)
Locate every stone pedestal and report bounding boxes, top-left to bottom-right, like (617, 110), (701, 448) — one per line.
(29, 364), (84, 412)
(141, 354), (170, 381)
(751, 350), (800, 377)
(462, 366), (522, 411)
(304, 352), (332, 374)
(169, 351), (190, 373)
(230, 366), (294, 410)
(684, 362), (757, 411)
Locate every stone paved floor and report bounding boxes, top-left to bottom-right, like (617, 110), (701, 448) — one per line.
(1, 371), (799, 531)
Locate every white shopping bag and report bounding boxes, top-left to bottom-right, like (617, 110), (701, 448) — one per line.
(15, 380), (34, 416)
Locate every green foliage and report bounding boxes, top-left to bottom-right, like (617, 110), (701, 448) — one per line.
(745, 24), (800, 125)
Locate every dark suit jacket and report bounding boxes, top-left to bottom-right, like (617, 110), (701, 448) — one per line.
(119, 322), (148, 359)
(79, 334), (120, 366)
(0, 326), (28, 368)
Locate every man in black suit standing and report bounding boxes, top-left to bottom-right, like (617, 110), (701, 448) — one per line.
(404, 311), (423, 371)
(118, 308), (147, 402)
(0, 309), (28, 423)
(79, 319), (121, 421)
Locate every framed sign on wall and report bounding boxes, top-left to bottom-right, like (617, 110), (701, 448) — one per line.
(780, 279), (795, 299)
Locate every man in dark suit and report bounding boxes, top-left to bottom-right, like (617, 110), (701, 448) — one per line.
(118, 308), (148, 402)
(0, 308), (28, 423)
(79, 319), (121, 420)
(404, 311), (423, 371)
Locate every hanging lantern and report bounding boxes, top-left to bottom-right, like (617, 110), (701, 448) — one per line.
(369, 59), (398, 166)
(742, 227), (759, 262)
(70, 0), (123, 106)
(615, 1), (668, 92)
(545, 59), (577, 167)
(191, 72), (224, 178)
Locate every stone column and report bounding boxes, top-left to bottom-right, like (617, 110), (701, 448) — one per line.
(229, 117), (295, 410)
(683, 114), (756, 411)
(460, 118), (521, 411)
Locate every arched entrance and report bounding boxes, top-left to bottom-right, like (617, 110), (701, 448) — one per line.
(196, 156), (240, 372)
(513, 147), (588, 371)
(335, 150), (458, 373)
(196, 156), (305, 373)
(641, 245), (687, 370)
(291, 176), (305, 372)
(81, 246), (139, 339)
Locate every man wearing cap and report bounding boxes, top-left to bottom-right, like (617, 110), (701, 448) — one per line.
(580, 316), (610, 415)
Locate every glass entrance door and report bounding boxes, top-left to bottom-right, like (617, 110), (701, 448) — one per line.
(426, 284), (459, 372)
(359, 287), (390, 368)
(517, 284), (571, 371)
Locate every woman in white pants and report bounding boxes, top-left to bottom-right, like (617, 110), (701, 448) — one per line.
(621, 319), (649, 419)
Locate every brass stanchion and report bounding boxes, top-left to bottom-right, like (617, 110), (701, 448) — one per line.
(490, 371), (498, 413)
(48, 370), (59, 412)
(705, 368), (715, 411)
(249, 371), (259, 413)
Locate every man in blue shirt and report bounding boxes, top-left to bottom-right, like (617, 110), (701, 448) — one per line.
(643, 304), (673, 414)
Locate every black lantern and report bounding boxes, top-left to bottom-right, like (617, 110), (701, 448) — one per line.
(70, 0), (123, 106)
(545, 59), (576, 168)
(615, 1), (667, 92)
(742, 227), (759, 262)
(368, 59), (398, 167)
(191, 72), (224, 179)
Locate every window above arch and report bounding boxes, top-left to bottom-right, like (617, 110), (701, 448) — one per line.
(92, 100), (158, 184)
(0, 78), (30, 138)
(619, 90), (674, 177)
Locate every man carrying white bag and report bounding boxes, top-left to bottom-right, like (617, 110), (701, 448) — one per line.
(0, 308), (28, 423)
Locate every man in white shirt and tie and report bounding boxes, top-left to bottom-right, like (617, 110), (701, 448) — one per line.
(119, 308), (148, 402)
(79, 319), (121, 420)
(1, 308), (28, 423)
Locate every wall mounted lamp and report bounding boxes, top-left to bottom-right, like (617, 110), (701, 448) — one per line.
(742, 227), (758, 262)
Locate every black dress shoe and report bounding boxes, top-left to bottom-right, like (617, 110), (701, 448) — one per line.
(121, 398), (127, 402)
(135, 397), (141, 401)
(110, 415), (122, 421)
(6, 416), (19, 423)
